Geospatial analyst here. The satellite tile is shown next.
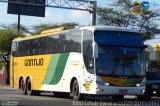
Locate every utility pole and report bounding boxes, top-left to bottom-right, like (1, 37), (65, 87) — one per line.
(91, 1), (97, 25)
(17, 4), (21, 34)
(18, 14), (20, 33)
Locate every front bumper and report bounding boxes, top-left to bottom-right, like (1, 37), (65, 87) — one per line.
(94, 85), (145, 96)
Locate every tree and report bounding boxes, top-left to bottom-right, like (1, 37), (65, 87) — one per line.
(97, 0), (160, 40)
(0, 25), (25, 84)
(32, 23), (78, 35)
(0, 25), (24, 53)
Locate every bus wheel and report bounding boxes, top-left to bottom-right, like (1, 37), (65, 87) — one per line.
(26, 79), (41, 96)
(26, 79), (33, 95)
(20, 79), (26, 95)
(112, 95), (124, 101)
(72, 80), (84, 101)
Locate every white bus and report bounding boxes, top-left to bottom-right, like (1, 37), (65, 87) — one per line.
(10, 26), (154, 101)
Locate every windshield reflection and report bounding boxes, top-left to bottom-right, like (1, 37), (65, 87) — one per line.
(96, 46), (146, 76)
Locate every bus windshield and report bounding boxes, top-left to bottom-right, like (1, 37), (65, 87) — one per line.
(94, 30), (143, 47)
(94, 30), (145, 77)
(96, 46), (146, 76)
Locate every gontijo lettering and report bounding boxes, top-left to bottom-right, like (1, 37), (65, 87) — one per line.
(24, 58), (43, 66)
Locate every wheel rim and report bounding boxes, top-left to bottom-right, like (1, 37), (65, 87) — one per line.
(73, 83), (79, 96)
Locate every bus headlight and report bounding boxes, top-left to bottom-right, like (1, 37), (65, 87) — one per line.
(136, 84), (140, 87)
(96, 81), (105, 85)
(136, 82), (145, 87)
(106, 83), (110, 86)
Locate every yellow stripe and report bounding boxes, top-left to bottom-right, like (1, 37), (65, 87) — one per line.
(13, 27), (64, 41)
(101, 76), (136, 86)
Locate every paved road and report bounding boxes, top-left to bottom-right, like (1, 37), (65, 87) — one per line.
(0, 87), (160, 106)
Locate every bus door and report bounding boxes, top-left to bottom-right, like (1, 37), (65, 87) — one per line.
(82, 30), (94, 75)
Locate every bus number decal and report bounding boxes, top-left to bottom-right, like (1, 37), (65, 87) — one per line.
(84, 81), (92, 91)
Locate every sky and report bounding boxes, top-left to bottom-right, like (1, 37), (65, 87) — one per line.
(0, 3), (91, 26)
(0, 0), (97, 27)
(0, 0), (115, 27)
(0, 0), (159, 28)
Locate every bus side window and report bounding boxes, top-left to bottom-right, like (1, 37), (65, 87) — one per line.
(59, 34), (65, 53)
(39, 38), (47, 54)
(18, 42), (24, 56)
(64, 35), (70, 52)
(12, 42), (18, 56)
(28, 40), (33, 55)
(31, 38), (40, 55)
(83, 30), (94, 73)
(69, 31), (82, 53)
(47, 38), (54, 54)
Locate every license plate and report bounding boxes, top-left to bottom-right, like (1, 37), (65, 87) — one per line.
(119, 89), (128, 93)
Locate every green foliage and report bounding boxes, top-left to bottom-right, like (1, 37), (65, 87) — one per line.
(97, 0), (160, 40)
(0, 26), (24, 53)
(32, 23), (78, 35)
(0, 54), (4, 70)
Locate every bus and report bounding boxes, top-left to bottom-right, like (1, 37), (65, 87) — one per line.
(10, 26), (154, 101)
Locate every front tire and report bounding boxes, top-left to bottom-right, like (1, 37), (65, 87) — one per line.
(72, 80), (84, 101)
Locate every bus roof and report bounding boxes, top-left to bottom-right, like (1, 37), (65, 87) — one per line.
(13, 26), (140, 42)
(80, 26), (140, 33)
(13, 27), (79, 42)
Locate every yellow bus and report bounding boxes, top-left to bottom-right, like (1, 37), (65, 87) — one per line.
(10, 26), (153, 101)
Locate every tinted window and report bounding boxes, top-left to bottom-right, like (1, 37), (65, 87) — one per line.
(83, 30), (94, 73)
(94, 31), (143, 47)
(12, 30), (82, 57)
(69, 31), (81, 52)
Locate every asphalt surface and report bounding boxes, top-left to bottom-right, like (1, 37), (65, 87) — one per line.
(0, 87), (160, 106)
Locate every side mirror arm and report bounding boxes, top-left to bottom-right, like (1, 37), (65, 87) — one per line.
(92, 42), (98, 58)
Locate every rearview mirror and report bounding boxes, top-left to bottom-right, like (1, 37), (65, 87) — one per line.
(147, 45), (156, 61)
(92, 42), (98, 58)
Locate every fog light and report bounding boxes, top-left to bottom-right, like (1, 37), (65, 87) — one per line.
(142, 90), (145, 93)
(153, 91), (157, 94)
